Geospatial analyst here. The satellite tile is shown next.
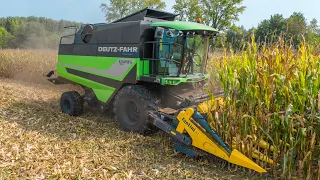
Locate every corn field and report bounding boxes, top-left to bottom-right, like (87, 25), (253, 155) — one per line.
(0, 49), (57, 84)
(1, 40), (320, 178)
(210, 37), (320, 179)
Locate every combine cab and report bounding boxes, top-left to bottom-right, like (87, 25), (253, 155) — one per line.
(47, 8), (267, 173)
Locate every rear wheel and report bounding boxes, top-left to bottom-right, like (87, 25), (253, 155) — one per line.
(113, 85), (157, 134)
(60, 91), (83, 116)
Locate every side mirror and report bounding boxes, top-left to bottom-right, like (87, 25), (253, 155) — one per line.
(155, 27), (164, 39)
(167, 29), (180, 38)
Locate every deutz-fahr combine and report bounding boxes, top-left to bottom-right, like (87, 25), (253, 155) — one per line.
(47, 8), (267, 173)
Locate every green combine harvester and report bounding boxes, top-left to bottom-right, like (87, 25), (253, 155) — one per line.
(47, 8), (268, 173)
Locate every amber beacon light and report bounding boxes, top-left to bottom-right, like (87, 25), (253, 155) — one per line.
(196, 18), (202, 23)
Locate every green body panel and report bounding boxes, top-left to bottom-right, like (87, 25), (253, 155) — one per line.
(143, 61), (150, 75)
(137, 60), (149, 79)
(58, 55), (138, 81)
(93, 88), (115, 102)
(151, 21), (219, 32)
(161, 74), (209, 85)
(57, 55), (138, 102)
(57, 64), (116, 102)
(55, 21), (214, 102)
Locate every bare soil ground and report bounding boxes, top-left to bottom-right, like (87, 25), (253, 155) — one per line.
(0, 78), (253, 179)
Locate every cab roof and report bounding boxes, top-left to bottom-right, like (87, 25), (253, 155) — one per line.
(151, 21), (219, 33)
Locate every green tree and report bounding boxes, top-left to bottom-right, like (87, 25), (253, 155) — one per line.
(226, 25), (248, 51)
(101, 0), (166, 22)
(173, 0), (202, 21)
(173, 0), (246, 31)
(255, 14), (286, 43)
(202, 0), (246, 30)
(139, 0), (165, 9)
(306, 18), (320, 45)
(286, 12), (307, 45)
(0, 16), (81, 49)
(254, 12), (311, 46)
(0, 26), (8, 48)
(309, 18), (318, 31)
(4, 17), (20, 36)
(172, 0), (187, 21)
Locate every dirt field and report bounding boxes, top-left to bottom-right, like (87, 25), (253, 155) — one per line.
(0, 78), (253, 179)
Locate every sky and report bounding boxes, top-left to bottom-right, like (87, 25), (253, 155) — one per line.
(0, 0), (319, 29)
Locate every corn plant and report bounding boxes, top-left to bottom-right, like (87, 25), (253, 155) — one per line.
(210, 36), (320, 179)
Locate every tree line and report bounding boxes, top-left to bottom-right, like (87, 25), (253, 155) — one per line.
(0, 0), (319, 49)
(0, 17), (81, 49)
(225, 13), (320, 51)
(103, 0), (320, 50)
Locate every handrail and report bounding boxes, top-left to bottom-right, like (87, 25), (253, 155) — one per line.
(59, 25), (78, 44)
(60, 34), (75, 44)
(142, 58), (181, 64)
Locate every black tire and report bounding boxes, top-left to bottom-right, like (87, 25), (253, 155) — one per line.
(60, 91), (83, 116)
(113, 85), (157, 134)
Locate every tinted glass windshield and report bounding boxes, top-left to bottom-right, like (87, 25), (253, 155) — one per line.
(182, 35), (205, 74)
(156, 28), (209, 76)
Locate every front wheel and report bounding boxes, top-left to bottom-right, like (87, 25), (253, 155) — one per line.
(113, 85), (157, 135)
(60, 91), (83, 116)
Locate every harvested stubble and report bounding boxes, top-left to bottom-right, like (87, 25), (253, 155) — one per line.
(0, 79), (247, 179)
(0, 55), (249, 180)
